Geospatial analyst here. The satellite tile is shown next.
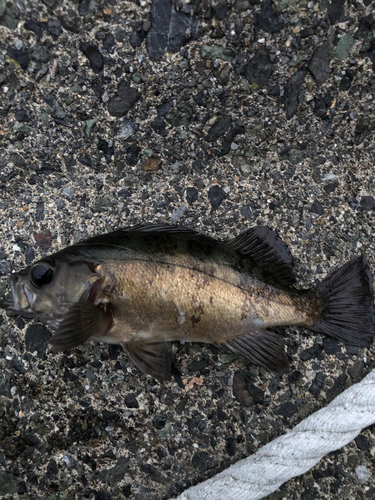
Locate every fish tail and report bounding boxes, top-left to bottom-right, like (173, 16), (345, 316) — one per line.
(311, 256), (375, 346)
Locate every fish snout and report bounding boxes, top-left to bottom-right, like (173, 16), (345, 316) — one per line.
(10, 272), (33, 311)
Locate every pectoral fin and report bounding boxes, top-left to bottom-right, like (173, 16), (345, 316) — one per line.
(221, 330), (288, 372)
(49, 302), (113, 352)
(121, 340), (172, 381)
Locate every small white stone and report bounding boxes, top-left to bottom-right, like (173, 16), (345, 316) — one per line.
(14, 37), (23, 49)
(355, 465), (370, 484)
(170, 204), (186, 223)
(62, 455), (75, 467)
(62, 185), (74, 199)
(321, 173), (336, 181)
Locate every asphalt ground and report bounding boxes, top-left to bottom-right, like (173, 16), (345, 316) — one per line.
(0, 0), (374, 499)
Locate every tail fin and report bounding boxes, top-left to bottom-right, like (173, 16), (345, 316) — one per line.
(311, 256), (375, 346)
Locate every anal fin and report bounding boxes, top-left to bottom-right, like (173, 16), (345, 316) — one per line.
(222, 330), (288, 372)
(121, 340), (172, 381)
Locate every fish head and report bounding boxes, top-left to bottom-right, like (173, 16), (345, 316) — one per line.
(7, 257), (97, 325)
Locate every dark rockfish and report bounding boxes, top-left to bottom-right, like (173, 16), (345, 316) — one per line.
(2, 225), (374, 380)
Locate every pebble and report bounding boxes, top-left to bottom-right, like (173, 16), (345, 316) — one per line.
(355, 435), (370, 451)
(244, 49), (274, 88)
(360, 196), (374, 212)
(108, 83), (140, 117)
(208, 185), (226, 211)
(308, 40), (333, 85)
(170, 204), (186, 223)
(274, 401), (298, 418)
(311, 201), (324, 215)
(119, 118), (138, 140)
(0, 260), (10, 276)
(24, 325), (51, 357)
(192, 451), (217, 472)
(124, 393), (139, 409)
(147, 0), (200, 60)
(62, 186), (75, 199)
(355, 465), (370, 484)
(186, 187), (198, 205)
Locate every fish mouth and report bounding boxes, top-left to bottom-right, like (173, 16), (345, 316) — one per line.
(23, 286), (36, 309)
(4, 273), (35, 315)
(1, 280), (39, 320)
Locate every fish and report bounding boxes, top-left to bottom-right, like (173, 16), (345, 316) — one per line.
(1, 224), (374, 380)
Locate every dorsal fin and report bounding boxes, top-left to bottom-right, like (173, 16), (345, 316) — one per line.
(226, 226), (296, 287)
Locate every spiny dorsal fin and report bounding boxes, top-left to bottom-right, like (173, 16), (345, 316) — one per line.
(226, 226), (296, 287)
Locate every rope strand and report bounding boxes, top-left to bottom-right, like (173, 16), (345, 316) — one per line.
(172, 369), (375, 500)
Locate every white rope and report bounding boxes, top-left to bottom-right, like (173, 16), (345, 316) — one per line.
(172, 368), (375, 500)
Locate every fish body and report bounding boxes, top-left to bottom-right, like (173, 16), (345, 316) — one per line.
(94, 258), (318, 344)
(3, 224), (374, 380)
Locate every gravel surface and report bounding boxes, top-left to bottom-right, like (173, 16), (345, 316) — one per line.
(0, 0), (375, 499)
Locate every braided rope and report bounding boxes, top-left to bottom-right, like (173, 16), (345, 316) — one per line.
(172, 369), (375, 500)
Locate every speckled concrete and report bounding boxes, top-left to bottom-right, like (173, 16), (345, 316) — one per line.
(0, 0), (374, 499)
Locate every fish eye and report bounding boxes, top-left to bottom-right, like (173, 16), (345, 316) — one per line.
(30, 262), (54, 288)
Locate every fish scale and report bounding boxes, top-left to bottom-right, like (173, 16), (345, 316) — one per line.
(97, 259), (315, 345)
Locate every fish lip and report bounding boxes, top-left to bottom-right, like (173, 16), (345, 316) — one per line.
(23, 285), (36, 309)
(8, 273), (33, 313)
(10, 274), (20, 310)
